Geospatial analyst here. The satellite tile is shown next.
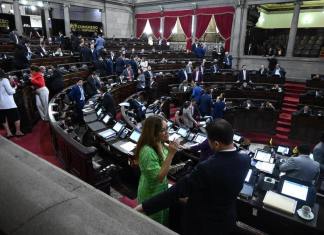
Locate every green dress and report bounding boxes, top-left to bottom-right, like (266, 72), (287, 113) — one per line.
(137, 145), (169, 225)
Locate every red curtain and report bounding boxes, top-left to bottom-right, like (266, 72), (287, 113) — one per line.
(214, 14), (234, 51)
(136, 19), (147, 38)
(163, 17), (177, 40)
(149, 18), (161, 39)
(195, 14), (212, 40)
(179, 15), (192, 50)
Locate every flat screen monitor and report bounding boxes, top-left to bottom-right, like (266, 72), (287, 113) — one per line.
(254, 150), (272, 163)
(130, 130), (141, 143)
(245, 169), (252, 183)
(113, 122), (123, 133)
(167, 121), (173, 127)
(96, 108), (102, 116)
(281, 180), (308, 201)
(194, 133), (207, 144)
(233, 134), (242, 142)
(177, 128), (188, 138)
(277, 146), (290, 155)
(102, 114), (111, 124)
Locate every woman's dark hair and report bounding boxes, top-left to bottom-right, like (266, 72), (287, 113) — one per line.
(298, 144), (311, 155)
(30, 66), (40, 72)
(134, 115), (165, 164)
(206, 119), (233, 145)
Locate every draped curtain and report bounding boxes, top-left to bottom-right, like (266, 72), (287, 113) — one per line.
(136, 19), (147, 38)
(214, 14), (234, 51)
(195, 14), (212, 40)
(148, 18), (161, 39)
(179, 15), (192, 51)
(163, 17), (177, 40)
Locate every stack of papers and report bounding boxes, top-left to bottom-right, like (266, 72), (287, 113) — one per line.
(263, 191), (297, 215)
(120, 142), (136, 152)
(255, 161), (275, 174)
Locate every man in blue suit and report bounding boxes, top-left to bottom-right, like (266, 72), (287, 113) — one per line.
(178, 68), (188, 82)
(199, 88), (213, 117)
(95, 34), (105, 54)
(68, 79), (86, 123)
(194, 43), (205, 59)
(191, 82), (203, 104)
(105, 57), (114, 76)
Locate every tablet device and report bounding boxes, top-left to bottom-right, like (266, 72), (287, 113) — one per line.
(194, 133), (207, 144)
(233, 134), (242, 143)
(113, 122), (124, 133)
(281, 180), (308, 201)
(254, 150), (272, 163)
(102, 114), (111, 124)
(177, 128), (188, 138)
(277, 146), (290, 155)
(129, 130), (141, 143)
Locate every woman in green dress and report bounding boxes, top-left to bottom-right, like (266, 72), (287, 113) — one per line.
(135, 115), (179, 225)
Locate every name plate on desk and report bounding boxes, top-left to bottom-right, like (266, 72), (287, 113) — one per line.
(263, 191), (297, 215)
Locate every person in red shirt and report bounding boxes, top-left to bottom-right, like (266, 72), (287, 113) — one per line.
(30, 66), (49, 121)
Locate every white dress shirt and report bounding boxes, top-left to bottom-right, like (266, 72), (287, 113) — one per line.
(0, 78), (17, 109)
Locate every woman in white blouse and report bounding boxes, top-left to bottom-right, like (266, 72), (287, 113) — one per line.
(0, 72), (24, 138)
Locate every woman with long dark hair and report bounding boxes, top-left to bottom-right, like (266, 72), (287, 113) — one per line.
(135, 115), (179, 225)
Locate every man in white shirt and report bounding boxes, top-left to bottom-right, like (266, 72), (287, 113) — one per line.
(272, 64), (285, 78)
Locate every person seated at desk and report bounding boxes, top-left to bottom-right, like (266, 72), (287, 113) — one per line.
(237, 65), (251, 83)
(135, 119), (250, 235)
(85, 71), (101, 97)
(122, 64), (134, 81)
(258, 64), (268, 77)
(68, 79), (85, 123)
(135, 115), (179, 225)
(178, 80), (191, 93)
(271, 84), (283, 92)
(53, 47), (63, 57)
(210, 59), (220, 74)
(136, 69), (146, 91)
(199, 88), (213, 117)
(313, 133), (324, 177)
(242, 99), (256, 110)
(295, 105), (313, 116)
(279, 145), (320, 184)
(101, 86), (116, 119)
(182, 100), (199, 129)
(260, 100), (275, 111)
(212, 94), (226, 119)
(272, 64), (285, 78)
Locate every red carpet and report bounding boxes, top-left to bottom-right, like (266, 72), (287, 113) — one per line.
(0, 121), (63, 168)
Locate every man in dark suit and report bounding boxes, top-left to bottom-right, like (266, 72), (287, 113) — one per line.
(223, 51), (233, 69)
(144, 66), (154, 91)
(237, 65), (251, 83)
(194, 43), (205, 59)
(104, 57), (114, 76)
(271, 64), (286, 78)
(101, 86), (116, 119)
(136, 119), (250, 235)
(210, 59), (220, 74)
(46, 66), (64, 97)
(178, 68), (188, 82)
(193, 67), (203, 83)
(14, 43), (29, 70)
(129, 56), (138, 78)
(80, 44), (92, 62)
(9, 29), (19, 44)
(90, 43), (98, 62)
(85, 71), (101, 97)
(68, 79), (86, 123)
(258, 64), (268, 77)
(122, 64), (134, 81)
(199, 89), (213, 117)
(115, 55), (125, 76)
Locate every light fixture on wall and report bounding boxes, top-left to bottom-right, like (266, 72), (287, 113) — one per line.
(30, 5), (36, 11)
(1, 4), (5, 9)
(21, 0), (28, 5)
(37, 1), (44, 7)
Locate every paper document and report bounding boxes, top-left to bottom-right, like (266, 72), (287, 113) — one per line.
(120, 142), (137, 152)
(263, 191), (297, 215)
(255, 161), (275, 174)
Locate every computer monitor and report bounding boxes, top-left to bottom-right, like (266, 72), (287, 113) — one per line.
(96, 108), (102, 116)
(167, 121), (173, 128)
(102, 114), (111, 124)
(245, 169), (252, 183)
(177, 128), (188, 138)
(113, 122), (123, 133)
(129, 130), (141, 143)
(233, 134), (242, 143)
(194, 133), (207, 144)
(281, 180), (309, 201)
(277, 146), (290, 155)
(254, 150), (272, 163)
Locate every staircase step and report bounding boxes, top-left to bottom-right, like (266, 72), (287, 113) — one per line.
(282, 107), (297, 113)
(277, 120), (291, 127)
(285, 92), (301, 98)
(276, 126), (291, 134)
(275, 133), (289, 140)
(283, 97), (299, 104)
(284, 83), (306, 89)
(282, 103), (298, 108)
(279, 113), (292, 121)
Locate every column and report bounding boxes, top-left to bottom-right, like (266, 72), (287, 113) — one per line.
(43, 2), (50, 38)
(160, 15), (164, 39)
(286, 1), (301, 57)
(101, 8), (108, 37)
(238, 3), (248, 58)
(230, 4), (244, 58)
(63, 4), (71, 37)
(13, 0), (23, 35)
(192, 14), (197, 42)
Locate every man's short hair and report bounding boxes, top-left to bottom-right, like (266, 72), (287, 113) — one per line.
(206, 119), (233, 145)
(298, 144), (311, 155)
